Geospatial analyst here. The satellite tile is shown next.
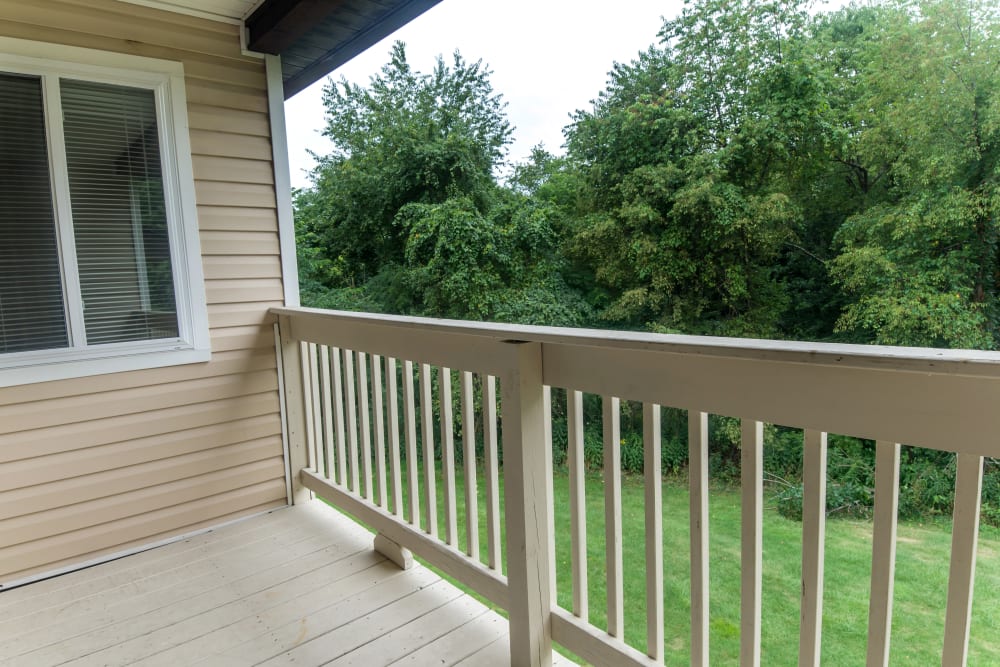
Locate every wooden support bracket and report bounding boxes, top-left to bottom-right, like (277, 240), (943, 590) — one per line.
(374, 532), (414, 570)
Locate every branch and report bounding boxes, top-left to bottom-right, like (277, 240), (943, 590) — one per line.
(784, 242), (827, 266)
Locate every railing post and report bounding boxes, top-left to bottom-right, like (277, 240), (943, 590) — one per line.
(276, 315), (311, 504)
(502, 341), (553, 667)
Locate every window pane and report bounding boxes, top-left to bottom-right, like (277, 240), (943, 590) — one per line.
(0, 73), (68, 354)
(61, 79), (179, 345)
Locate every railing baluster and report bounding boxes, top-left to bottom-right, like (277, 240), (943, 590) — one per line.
(357, 352), (373, 501)
(942, 453), (985, 666)
(372, 354), (388, 509)
(387, 357), (404, 517)
(741, 419), (763, 667)
(567, 389), (588, 620)
(603, 395), (624, 639)
(419, 363), (438, 537)
(689, 410), (709, 667)
(344, 348), (360, 494)
(484, 374), (502, 572)
(461, 371), (480, 559)
(440, 367), (458, 547)
(866, 440), (900, 667)
(308, 344), (323, 472)
(318, 346), (335, 479)
(403, 359), (420, 528)
(644, 402), (664, 662)
(302, 342), (318, 472)
(800, 429), (828, 667)
(543, 385), (557, 601)
(331, 347), (347, 487)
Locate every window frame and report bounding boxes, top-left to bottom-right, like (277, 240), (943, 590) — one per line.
(0, 37), (210, 388)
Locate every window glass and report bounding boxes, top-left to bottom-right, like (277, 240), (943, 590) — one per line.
(0, 72), (68, 353)
(61, 78), (179, 344)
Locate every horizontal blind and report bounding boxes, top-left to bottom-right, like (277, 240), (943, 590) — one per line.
(61, 78), (178, 345)
(0, 72), (68, 354)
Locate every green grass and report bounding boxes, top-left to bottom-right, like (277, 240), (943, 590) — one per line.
(349, 463), (1000, 665)
(549, 473), (1000, 665)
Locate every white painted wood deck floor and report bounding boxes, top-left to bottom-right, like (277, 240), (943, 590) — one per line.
(0, 501), (576, 666)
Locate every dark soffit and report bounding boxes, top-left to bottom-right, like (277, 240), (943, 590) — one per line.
(246, 0), (443, 99)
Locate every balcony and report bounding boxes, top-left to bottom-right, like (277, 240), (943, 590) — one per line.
(4, 305), (998, 665)
(0, 500), (576, 666)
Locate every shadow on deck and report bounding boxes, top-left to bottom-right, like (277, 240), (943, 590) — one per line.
(0, 501), (573, 666)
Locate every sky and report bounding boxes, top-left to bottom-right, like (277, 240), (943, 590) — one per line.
(283, 0), (683, 189)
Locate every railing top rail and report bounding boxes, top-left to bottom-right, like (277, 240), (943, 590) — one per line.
(271, 306), (1000, 378)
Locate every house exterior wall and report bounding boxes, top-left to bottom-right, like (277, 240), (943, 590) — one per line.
(0, 0), (289, 584)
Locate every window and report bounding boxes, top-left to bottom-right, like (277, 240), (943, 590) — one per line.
(0, 39), (209, 387)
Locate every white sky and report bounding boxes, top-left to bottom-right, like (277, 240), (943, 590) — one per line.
(283, 0), (682, 189)
(283, 0), (850, 190)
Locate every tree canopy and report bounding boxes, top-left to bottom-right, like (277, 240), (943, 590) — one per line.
(292, 0), (1000, 523)
(295, 42), (589, 325)
(295, 0), (1000, 349)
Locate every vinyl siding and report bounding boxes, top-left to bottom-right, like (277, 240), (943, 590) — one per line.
(0, 0), (289, 583)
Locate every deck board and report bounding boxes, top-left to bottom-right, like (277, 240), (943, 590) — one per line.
(0, 501), (561, 666)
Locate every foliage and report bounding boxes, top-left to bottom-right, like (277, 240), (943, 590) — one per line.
(563, 33), (801, 335)
(297, 0), (1000, 347)
(828, 0), (1000, 347)
(295, 0), (1000, 522)
(295, 41), (511, 287)
(295, 42), (591, 326)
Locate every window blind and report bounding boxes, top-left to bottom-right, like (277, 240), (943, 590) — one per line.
(61, 78), (178, 345)
(0, 73), (68, 354)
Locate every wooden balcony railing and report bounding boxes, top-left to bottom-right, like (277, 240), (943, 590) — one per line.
(271, 306), (1000, 667)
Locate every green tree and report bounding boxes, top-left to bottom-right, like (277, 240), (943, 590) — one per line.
(830, 0), (1000, 348)
(563, 3), (811, 336)
(395, 192), (591, 325)
(296, 41), (512, 293)
(764, 3), (909, 340)
(295, 43), (591, 326)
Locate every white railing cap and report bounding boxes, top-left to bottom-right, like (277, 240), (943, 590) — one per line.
(272, 307), (1000, 378)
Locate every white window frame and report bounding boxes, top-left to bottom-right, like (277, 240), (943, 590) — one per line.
(0, 37), (210, 388)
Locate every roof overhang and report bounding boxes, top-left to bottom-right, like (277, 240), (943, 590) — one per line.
(119, 0), (442, 99)
(245, 0), (443, 98)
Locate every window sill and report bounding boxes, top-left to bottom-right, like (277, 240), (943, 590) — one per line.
(0, 343), (211, 388)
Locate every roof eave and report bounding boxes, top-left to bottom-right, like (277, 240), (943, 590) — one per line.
(245, 0), (443, 99)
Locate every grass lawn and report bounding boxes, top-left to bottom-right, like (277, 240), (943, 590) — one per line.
(550, 473), (1000, 665)
(356, 464), (1000, 665)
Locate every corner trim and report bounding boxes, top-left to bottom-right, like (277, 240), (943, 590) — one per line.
(274, 322), (295, 505)
(265, 54), (301, 307)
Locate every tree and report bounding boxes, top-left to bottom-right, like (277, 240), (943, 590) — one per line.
(562, 4), (810, 336)
(764, 3), (909, 340)
(395, 192), (592, 325)
(296, 41), (511, 293)
(295, 43), (591, 326)
(829, 0), (1000, 348)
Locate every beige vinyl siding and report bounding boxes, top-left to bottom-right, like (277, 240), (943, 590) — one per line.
(0, 0), (289, 583)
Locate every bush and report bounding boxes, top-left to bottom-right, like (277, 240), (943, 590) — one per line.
(662, 435), (687, 475)
(775, 484), (803, 520)
(898, 454), (956, 520)
(766, 426), (803, 478)
(774, 479), (874, 521)
(583, 429), (603, 469)
(621, 432), (644, 473)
